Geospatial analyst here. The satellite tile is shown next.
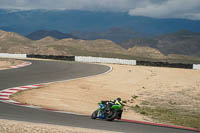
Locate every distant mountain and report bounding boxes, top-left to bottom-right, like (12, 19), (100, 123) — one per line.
(0, 9), (200, 36)
(26, 30), (78, 40)
(121, 30), (200, 57)
(71, 27), (145, 43)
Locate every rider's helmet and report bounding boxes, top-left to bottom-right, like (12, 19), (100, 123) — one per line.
(116, 97), (121, 102)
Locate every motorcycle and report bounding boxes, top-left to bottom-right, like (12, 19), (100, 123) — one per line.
(91, 101), (123, 121)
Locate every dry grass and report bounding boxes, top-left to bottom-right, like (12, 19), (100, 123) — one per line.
(132, 106), (200, 129)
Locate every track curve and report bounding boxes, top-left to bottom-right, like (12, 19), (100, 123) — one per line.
(0, 60), (198, 133)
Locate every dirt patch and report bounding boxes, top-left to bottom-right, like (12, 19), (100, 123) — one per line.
(12, 64), (200, 125)
(0, 119), (119, 133)
(0, 58), (24, 70)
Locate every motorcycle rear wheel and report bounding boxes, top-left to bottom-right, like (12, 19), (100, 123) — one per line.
(105, 110), (117, 121)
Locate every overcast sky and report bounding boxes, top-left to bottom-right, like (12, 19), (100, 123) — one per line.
(0, 0), (200, 20)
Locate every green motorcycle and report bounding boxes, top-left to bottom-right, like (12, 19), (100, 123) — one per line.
(91, 101), (123, 121)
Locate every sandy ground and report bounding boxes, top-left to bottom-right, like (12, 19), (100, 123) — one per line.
(0, 119), (120, 133)
(12, 64), (200, 122)
(0, 58), (24, 70)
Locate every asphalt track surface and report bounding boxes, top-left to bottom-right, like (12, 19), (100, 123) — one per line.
(0, 60), (198, 133)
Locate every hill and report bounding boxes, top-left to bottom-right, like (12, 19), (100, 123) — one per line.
(26, 30), (78, 40)
(1, 30), (200, 63)
(128, 46), (166, 59)
(71, 27), (144, 43)
(0, 30), (33, 54)
(121, 30), (200, 57)
(0, 30), (29, 42)
(36, 36), (58, 43)
(0, 30), (129, 56)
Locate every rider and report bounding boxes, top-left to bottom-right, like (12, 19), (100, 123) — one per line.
(101, 98), (123, 105)
(113, 98), (123, 119)
(98, 98), (123, 119)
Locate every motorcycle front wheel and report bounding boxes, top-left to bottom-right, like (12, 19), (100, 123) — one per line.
(91, 110), (98, 119)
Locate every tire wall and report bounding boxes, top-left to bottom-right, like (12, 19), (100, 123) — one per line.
(27, 54), (75, 61)
(136, 60), (193, 69)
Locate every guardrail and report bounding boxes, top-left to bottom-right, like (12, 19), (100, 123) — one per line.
(193, 64), (200, 70)
(75, 56), (136, 65)
(0, 53), (27, 58)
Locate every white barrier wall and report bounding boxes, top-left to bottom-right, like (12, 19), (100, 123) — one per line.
(75, 56), (136, 65)
(0, 53), (27, 58)
(193, 64), (200, 70)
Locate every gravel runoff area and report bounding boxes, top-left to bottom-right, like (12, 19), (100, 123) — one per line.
(12, 64), (200, 128)
(0, 119), (120, 133)
(0, 58), (24, 70)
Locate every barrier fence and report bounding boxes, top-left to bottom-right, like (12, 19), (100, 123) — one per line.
(75, 56), (136, 65)
(0, 53), (200, 70)
(193, 64), (200, 70)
